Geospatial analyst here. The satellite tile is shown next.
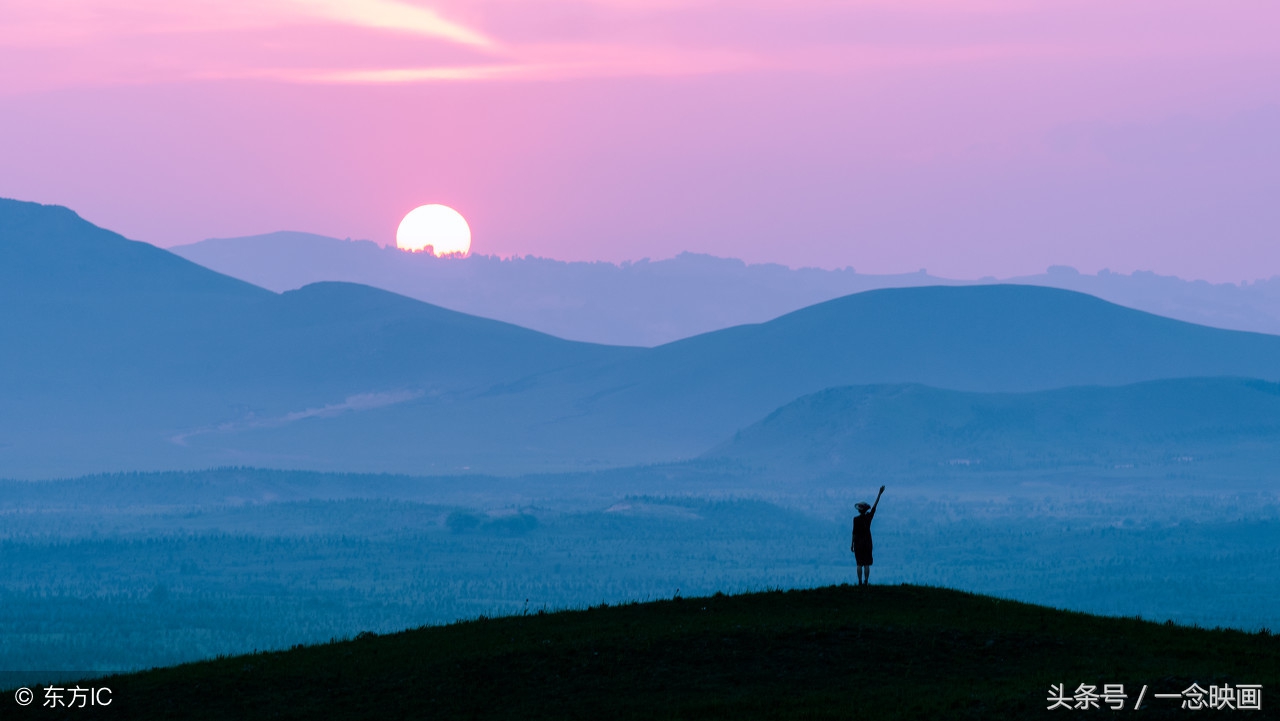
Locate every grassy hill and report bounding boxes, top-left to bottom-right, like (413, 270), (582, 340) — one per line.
(12, 585), (1277, 720)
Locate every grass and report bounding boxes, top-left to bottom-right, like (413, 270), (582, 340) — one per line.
(7, 584), (1279, 719)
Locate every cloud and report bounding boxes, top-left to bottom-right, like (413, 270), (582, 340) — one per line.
(2, 0), (1279, 92)
(291, 0), (494, 47)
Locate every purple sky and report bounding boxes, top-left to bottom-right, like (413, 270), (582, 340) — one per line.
(2, 1), (1278, 281)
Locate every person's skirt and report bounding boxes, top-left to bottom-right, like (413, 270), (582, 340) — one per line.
(854, 544), (873, 566)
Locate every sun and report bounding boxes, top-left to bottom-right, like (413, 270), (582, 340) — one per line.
(396, 204), (471, 257)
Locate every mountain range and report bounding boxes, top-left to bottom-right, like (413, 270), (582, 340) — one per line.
(5, 197), (1280, 480)
(173, 231), (1280, 346)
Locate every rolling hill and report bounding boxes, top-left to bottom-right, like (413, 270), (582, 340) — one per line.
(8, 584), (1274, 720)
(0, 199), (633, 476)
(179, 285), (1280, 476)
(0, 200), (629, 395)
(174, 231), (1280, 346)
(548, 285), (1280, 462)
(705, 378), (1280, 480)
(8, 198), (1280, 477)
(174, 231), (943, 346)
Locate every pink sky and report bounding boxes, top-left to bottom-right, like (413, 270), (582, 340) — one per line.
(2, 0), (1278, 281)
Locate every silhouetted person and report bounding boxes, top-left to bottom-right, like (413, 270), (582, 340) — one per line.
(851, 485), (885, 586)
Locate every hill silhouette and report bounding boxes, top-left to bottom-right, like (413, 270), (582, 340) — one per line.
(174, 230), (1280, 345)
(191, 284), (1280, 476)
(555, 286), (1280, 462)
(8, 198), (1280, 477)
(706, 377), (1280, 479)
(0, 199), (632, 476)
(9, 585), (1275, 720)
(175, 231), (933, 346)
(0, 199), (625, 394)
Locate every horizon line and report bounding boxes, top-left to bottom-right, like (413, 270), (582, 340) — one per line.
(166, 233), (1280, 287)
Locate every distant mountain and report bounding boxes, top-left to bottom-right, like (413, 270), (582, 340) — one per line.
(706, 378), (1280, 480)
(182, 285), (1280, 478)
(0, 199), (632, 476)
(0, 203), (626, 401)
(559, 285), (1280, 455)
(1010, 265), (1280, 338)
(172, 232), (1280, 346)
(8, 198), (1280, 478)
(174, 232), (933, 347)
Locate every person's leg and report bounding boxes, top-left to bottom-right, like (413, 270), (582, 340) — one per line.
(864, 566), (871, 585)
(857, 565), (866, 585)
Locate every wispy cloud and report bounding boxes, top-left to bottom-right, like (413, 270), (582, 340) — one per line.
(291, 0), (494, 47)
(2, 0), (1278, 92)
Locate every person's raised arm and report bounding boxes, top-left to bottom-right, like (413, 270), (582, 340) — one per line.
(871, 485), (885, 513)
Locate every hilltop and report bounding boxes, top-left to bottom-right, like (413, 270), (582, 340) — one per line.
(13, 585), (1277, 720)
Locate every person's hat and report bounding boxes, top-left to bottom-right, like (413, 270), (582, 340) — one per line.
(855, 502), (871, 511)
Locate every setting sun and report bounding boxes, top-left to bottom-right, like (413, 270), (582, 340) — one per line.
(396, 204), (471, 257)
